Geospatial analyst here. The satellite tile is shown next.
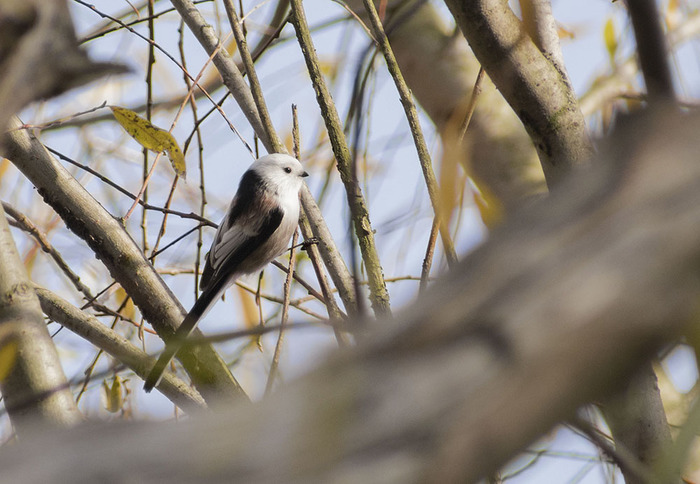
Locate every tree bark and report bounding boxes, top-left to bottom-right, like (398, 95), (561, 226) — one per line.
(602, 364), (674, 484)
(34, 287), (206, 413)
(0, 205), (82, 433)
(443, 0), (593, 184)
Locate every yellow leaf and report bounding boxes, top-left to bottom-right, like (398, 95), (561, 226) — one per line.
(603, 17), (617, 64)
(666, 0), (681, 30)
(236, 286), (263, 350)
(115, 287), (136, 322)
(0, 340), (17, 382)
(318, 59), (338, 79)
(224, 37), (238, 56)
(103, 376), (123, 413)
(0, 158), (10, 180)
(472, 182), (504, 229)
(557, 25), (575, 40)
(110, 106), (186, 178)
(164, 140), (186, 179)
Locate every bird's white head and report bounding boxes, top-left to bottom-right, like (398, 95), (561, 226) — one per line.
(251, 154), (308, 195)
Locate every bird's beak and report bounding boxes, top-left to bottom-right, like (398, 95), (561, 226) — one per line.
(301, 171), (309, 178)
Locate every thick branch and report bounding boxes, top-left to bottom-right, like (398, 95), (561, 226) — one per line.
(0, 108), (696, 482)
(520, 0), (567, 75)
(624, 0), (676, 104)
(601, 364), (672, 484)
(0, 205), (81, 433)
(34, 287), (206, 413)
(443, 0), (593, 184)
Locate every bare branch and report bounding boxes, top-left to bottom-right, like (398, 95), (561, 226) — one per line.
(290, 0), (391, 316)
(0, 108), (697, 483)
(360, 0), (458, 268)
(0, 205), (81, 432)
(624, 0), (676, 105)
(34, 287), (207, 413)
(443, 0), (593, 185)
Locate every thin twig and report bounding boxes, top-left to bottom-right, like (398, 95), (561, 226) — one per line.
(420, 216), (440, 293)
(235, 281), (328, 320)
(360, 0), (458, 269)
(459, 67), (485, 141)
(149, 176), (180, 260)
(3, 202), (94, 301)
(12, 101), (108, 132)
(290, 0), (391, 317)
(79, 1), (213, 44)
(180, 320), (340, 346)
(291, 104), (348, 344)
(141, 0), (156, 253)
(264, 230), (299, 395)
(45, 147), (214, 226)
(75, 295), (132, 404)
(223, 0), (284, 153)
(568, 415), (653, 484)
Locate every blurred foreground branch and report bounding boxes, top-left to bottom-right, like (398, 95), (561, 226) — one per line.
(0, 108), (697, 481)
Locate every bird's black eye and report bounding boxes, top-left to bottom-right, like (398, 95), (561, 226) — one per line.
(284, 167), (292, 174)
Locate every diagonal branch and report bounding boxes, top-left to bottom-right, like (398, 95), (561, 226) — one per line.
(34, 287), (206, 413)
(290, 0), (391, 317)
(360, 0), (458, 268)
(443, 0), (593, 185)
(0, 109), (697, 482)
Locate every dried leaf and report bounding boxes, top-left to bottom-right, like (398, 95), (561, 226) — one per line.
(164, 142), (186, 179)
(472, 183), (503, 229)
(115, 287), (136, 322)
(237, 286), (263, 350)
(110, 106), (186, 178)
(103, 376), (123, 413)
(603, 17), (617, 64)
(557, 25), (575, 40)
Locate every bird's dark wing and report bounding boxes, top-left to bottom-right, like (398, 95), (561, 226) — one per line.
(200, 169), (274, 291)
(143, 170), (284, 393)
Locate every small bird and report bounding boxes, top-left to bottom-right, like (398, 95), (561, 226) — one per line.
(144, 153), (308, 392)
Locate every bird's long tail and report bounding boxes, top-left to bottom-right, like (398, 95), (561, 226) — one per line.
(143, 287), (220, 392)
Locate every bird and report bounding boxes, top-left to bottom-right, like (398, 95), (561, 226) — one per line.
(143, 153), (309, 392)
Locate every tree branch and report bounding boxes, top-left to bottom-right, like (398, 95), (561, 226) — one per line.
(290, 0), (391, 316)
(0, 205), (82, 432)
(624, 0), (676, 105)
(443, 0), (593, 185)
(360, 0), (458, 267)
(34, 287), (206, 413)
(0, 108), (697, 482)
